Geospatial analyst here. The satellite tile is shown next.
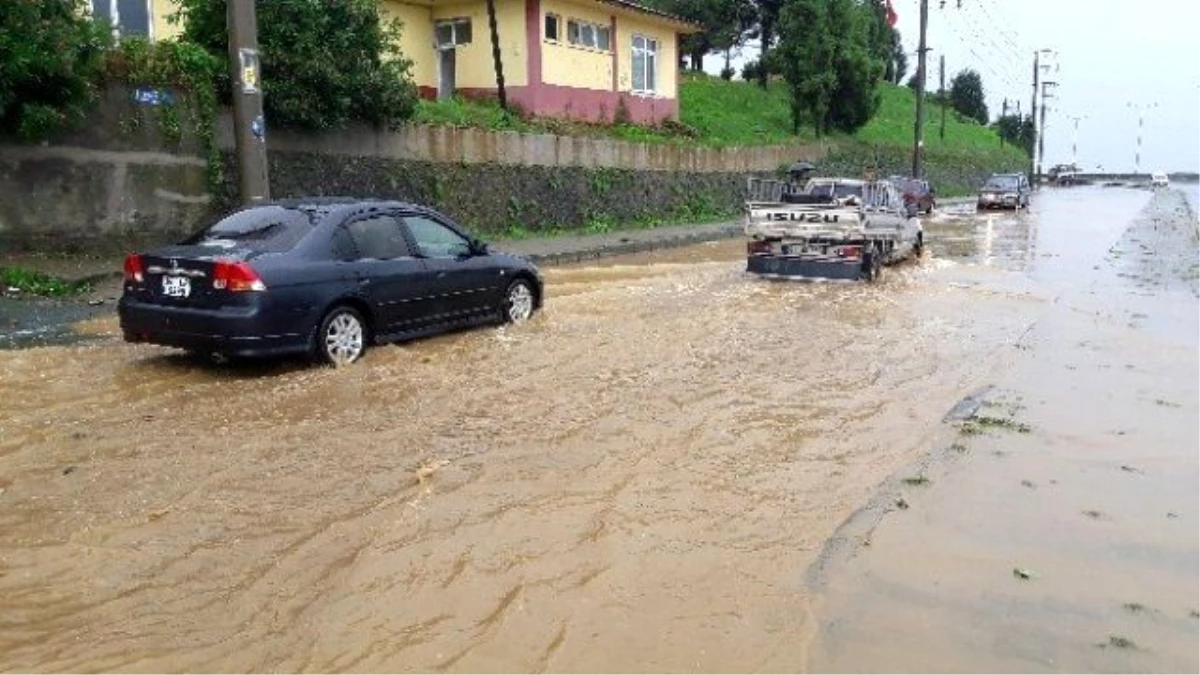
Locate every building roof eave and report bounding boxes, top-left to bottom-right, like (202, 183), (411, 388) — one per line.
(590, 0), (702, 33)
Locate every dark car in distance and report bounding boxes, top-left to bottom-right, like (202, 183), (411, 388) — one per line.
(889, 176), (937, 214)
(119, 199), (543, 366)
(977, 173), (1031, 210)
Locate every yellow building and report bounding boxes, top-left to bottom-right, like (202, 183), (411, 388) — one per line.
(379, 0), (697, 123)
(100, 0), (694, 124)
(88, 0), (183, 42)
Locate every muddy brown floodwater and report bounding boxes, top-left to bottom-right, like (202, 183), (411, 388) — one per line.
(0, 187), (1195, 673)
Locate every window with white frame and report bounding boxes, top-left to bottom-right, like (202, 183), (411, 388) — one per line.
(631, 35), (658, 93)
(544, 13), (561, 41)
(566, 19), (611, 51)
(91, 0), (152, 37)
(435, 18), (472, 48)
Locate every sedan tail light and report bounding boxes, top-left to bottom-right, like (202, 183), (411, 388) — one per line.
(123, 254), (144, 283)
(836, 246), (862, 259)
(213, 261), (266, 292)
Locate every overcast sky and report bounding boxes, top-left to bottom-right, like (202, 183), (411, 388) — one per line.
(704, 0), (1200, 173)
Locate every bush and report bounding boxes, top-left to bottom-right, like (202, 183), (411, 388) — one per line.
(176, 0), (419, 131)
(0, 0), (112, 140)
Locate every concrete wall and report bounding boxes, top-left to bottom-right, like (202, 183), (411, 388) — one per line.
(0, 86), (212, 253)
(227, 119), (828, 173)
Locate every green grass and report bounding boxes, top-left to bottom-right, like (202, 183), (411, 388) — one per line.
(413, 73), (1029, 162)
(0, 267), (92, 297)
(678, 73), (812, 146)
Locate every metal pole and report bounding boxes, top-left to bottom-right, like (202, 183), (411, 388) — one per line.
(228, 0), (270, 204)
(912, 0), (929, 178)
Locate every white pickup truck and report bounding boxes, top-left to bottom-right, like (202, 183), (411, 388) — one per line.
(744, 176), (923, 281)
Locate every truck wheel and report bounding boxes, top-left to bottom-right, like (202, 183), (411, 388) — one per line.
(862, 252), (883, 282)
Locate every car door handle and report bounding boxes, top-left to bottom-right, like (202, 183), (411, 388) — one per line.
(358, 277), (370, 286)
(437, 272), (447, 278)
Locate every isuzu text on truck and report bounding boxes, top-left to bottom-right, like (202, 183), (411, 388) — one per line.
(744, 176), (924, 282)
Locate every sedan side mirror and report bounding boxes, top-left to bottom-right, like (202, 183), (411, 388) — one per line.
(470, 239), (489, 256)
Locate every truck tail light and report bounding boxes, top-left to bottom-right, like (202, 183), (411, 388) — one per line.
(747, 240), (772, 255)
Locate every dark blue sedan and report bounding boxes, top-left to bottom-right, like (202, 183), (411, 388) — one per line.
(119, 199), (543, 365)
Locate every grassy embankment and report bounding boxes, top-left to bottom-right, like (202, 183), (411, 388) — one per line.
(414, 73), (1030, 233)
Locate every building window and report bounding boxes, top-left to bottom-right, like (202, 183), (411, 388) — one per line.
(544, 13), (561, 41)
(632, 35), (658, 93)
(91, 0), (152, 38)
(566, 19), (611, 52)
(435, 18), (472, 48)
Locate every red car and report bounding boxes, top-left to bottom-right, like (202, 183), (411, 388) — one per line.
(890, 176), (936, 215)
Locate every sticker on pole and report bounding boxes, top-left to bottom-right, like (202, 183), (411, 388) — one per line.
(238, 48), (261, 94)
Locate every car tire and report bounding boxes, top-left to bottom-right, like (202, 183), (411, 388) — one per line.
(501, 278), (536, 323)
(315, 306), (366, 366)
(913, 232), (925, 258)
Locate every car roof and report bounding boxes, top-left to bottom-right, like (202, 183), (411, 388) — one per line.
(238, 197), (439, 221)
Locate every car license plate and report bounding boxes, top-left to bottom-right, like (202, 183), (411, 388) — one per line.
(162, 275), (191, 298)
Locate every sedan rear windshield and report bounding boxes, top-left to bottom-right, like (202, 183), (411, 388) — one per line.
(183, 206), (317, 252)
(983, 177), (1020, 190)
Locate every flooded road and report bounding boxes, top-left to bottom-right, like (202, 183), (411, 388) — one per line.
(1, 187), (1195, 672)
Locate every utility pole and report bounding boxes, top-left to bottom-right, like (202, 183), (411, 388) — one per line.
(938, 54), (946, 140)
(228, 0), (270, 204)
(1038, 79), (1057, 181)
(485, 0), (507, 109)
(1064, 114), (1085, 167)
(1000, 98), (1008, 147)
(912, 0), (929, 178)
(1029, 49), (1053, 185)
(1127, 102), (1158, 176)
(1029, 50), (1039, 184)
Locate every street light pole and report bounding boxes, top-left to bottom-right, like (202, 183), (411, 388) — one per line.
(228, 0), (270, 204)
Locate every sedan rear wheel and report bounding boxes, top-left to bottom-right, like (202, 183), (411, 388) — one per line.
(502, 279), (535, 323)
(318, 306), (365, 366)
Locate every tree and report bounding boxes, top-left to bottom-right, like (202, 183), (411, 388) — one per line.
(177, 0), (418, 130)
(776, 0), (881, 136)
(776, 0), (834, 134)
(753, 0), (787, 87)
(0, 0), (110, 140)
(994, 113), (1034, 155)
(949, 69), (988, 125)
(824, 0), (882, 133)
